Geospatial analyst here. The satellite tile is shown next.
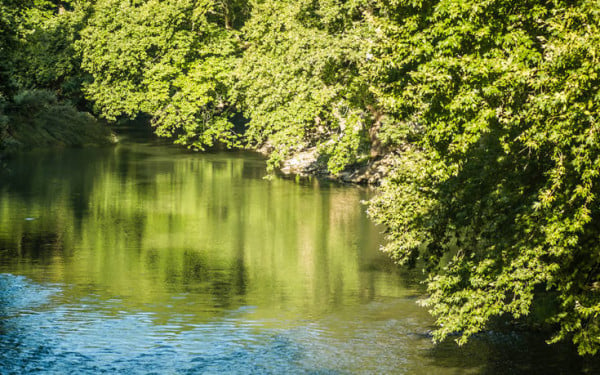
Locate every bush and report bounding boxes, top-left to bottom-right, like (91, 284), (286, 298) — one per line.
(11, 89), (58, 115)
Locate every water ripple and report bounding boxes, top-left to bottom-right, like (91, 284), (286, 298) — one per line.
(0, 274), (349, 374)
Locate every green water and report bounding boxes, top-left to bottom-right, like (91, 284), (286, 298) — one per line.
(0, 135), (596, 373)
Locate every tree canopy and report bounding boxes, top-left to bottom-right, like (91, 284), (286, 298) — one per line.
(367, 0), (600, 355)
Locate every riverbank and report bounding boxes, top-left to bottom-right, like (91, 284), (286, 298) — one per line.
(0, 90), (116, 165)
(257, 144), (398, 186)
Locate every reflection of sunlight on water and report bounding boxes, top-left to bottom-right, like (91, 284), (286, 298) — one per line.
(0, 273), (61, 316)
(0, 273), (429, 374)
(0, 274), (337, 373)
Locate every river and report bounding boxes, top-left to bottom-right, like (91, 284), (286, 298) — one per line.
(0, 133), (597, 373)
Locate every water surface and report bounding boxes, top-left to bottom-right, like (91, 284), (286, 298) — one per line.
(0, 135), (596, 373)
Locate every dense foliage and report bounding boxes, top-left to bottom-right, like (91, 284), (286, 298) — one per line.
(367, 0), (600, 355)
(0, 0), (29, 97)
(233, 0), (377, 172)
(1, 0), (112, 158)
(12, 1), (91, 105)
(3, 0), (600, 355)
(77, 0), (243, 149)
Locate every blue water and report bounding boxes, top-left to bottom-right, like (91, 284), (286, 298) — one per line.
(0, 274), (425, 374)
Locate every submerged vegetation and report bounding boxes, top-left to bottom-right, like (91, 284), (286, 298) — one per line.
(1, 0), (599, 355)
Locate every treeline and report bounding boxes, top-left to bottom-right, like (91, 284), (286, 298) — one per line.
(2, 0), (600, 355)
